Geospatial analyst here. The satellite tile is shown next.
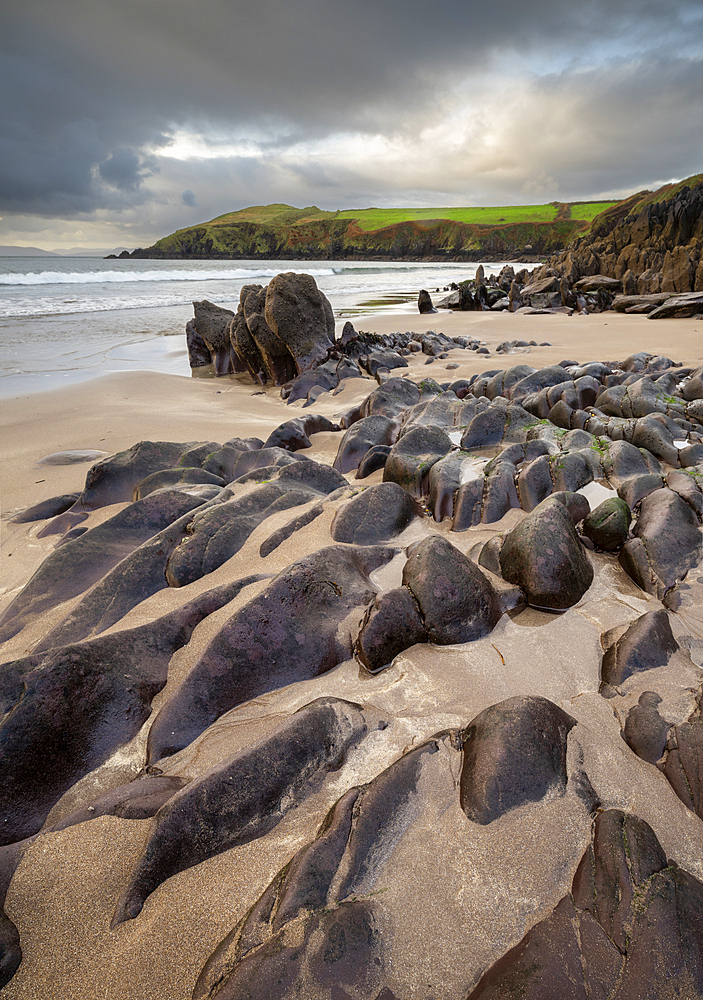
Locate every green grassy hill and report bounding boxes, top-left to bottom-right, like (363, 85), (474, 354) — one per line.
(130, 199), (622, 261)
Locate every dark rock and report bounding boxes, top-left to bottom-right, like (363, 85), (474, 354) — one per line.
(623, 692), (671, 765)
(666, 468), (703, 517)
(10, 493), (80, 523)
(165, 462), (346, 587)
(113, 698), (368, 925)
(583, 497), (632, 550)
(428, 452), (477, 521)
(356, 587), (427, 672)
(451, 477), (485, 531)
(132, 467), (225, 500)
(147, 544), (397, 760)
(0, 490), (205, 645)
(460, 696), (575, 824)
(383, 424), (452, 499)
(469, 809), (703, 999)
(482, 459), (520, 523)
(192, 300), (236, 374)
(507, 366), (579, 403)
(330, 482), (421, 544)
(50, 775), (189, 831)
(0, 581), (252, 845)
(517, 453), (554, 511)
(185, 318), (212, 369)
(264, 272), (336, 374)
(358, 378), (420, 419)
(333, 415), (398, 474)
(243, 285), (297, 385)
(499, 495), (594, 609)
(34, 508), (253, 650)
(601, 609), (679, 690)
(282, 367), (339, 404)
(619, 488), (701, 598)
(617, 472), (666, 508)
(78, 440), (200, 509)
(660, 718), (703, 818)
(418, 289), (438, 313)
(262, 414), (338, 452)
(195, 738), (443, 1000)
(601, 439), (661, 485)
(402, 535), (502, 644)
(355, 444), (392, 479)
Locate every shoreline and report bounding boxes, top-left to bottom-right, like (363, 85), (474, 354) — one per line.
(2, 304), (703, 402)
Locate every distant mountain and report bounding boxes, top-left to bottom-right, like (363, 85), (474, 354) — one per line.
(0, 245), (59, 257)
(52, 247), (134, 257)
(128, 200), (620, 262)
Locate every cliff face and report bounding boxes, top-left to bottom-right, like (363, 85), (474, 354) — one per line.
(129, 211), (592, 262)
(544, 175), (703, 293)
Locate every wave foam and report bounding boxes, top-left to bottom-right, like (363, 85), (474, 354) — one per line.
(0, 266), (336, 286)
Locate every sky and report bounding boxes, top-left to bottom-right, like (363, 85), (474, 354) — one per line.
(2, 0), (703, 250)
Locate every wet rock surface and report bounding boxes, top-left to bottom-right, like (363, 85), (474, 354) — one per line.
(3, 341), (703, 999)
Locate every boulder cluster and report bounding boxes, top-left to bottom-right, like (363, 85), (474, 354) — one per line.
(2, 345), (703, 996)
(186, 271), (336, 383)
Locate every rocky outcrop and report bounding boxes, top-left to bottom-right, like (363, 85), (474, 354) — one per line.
(538, 175), (703, 302)
(185, 273), (336, 383)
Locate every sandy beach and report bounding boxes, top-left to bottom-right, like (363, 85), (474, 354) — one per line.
(1, 306), (703, 999)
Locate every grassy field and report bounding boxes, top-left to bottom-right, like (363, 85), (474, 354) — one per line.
(205, 201), (620, 233)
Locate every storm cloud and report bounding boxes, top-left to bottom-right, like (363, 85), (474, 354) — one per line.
(2, 0), (702, 247)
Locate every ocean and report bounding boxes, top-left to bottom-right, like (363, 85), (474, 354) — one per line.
(0, 257), (523, 398)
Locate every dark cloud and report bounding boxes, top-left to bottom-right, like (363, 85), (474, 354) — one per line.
(1, 0), (701, 243)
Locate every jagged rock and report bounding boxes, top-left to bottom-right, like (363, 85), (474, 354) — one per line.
(499, 495), (594, 609)
(460, 696), (576, 824)
(648, 291), (703, 318)
(402, 535), (502, 644)
(243, 285), (297, 385)
(582, 497), (631, 550)
(600, 609), (679, 690)
(263, 272), (335, 374)
(573, 275), (622, 292)
(330, 482), (421, 544)
(418, 289), (437, 313)
(190, 300), (236, 374)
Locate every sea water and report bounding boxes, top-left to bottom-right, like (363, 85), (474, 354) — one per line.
(0, 257), (524, 398)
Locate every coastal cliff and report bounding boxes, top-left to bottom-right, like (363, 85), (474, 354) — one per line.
(540, 174), (703, 293)
(127, 202), (608, 262)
